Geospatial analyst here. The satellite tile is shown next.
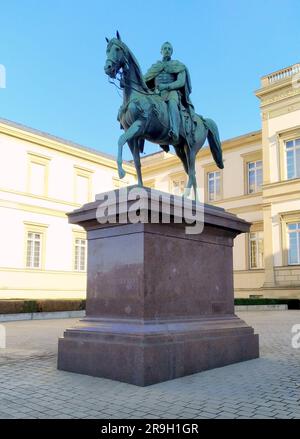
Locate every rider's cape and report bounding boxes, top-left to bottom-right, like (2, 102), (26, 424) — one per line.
(144, 60), (193, 109)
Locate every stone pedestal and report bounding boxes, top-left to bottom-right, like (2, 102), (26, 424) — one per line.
(58, 187), (259, 386)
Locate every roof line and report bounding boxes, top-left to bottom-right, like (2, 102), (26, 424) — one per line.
(0, 117), (133, 166)
(222, 129), (261, 145)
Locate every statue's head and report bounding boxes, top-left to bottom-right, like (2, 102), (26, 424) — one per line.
(104, 31), (126, 79)
(161, 42), (173, 59)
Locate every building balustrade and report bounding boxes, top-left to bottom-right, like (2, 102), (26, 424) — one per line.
(261, 63), (300, 86)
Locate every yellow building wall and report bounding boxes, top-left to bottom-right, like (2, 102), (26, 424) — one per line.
(0, 120), (136, 299)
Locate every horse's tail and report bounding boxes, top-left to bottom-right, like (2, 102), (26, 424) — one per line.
(203, 117), (224, 169)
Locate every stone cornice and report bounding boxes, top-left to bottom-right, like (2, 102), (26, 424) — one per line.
(263, 178), (300, 201)
(255, 78), (300, 108)
(255, 77), (293, 99)
(0, 120), (135, 174)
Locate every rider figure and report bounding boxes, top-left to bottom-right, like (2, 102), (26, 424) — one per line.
(144, 42), (194, 145)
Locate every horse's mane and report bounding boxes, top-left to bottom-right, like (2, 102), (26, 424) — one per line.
(108, 38), (149, 93)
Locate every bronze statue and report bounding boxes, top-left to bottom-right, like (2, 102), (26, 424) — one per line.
(104, 32), (223, 198)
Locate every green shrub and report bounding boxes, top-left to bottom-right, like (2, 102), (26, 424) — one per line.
(22, 300), (38, 313)
(79, 299), (86, 310)
(0, 299), (86, 314)
(234, 298), (300, 309)
(36, 299), (85, 313)
(0, 300), (24, 314)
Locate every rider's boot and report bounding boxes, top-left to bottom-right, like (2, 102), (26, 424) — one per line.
(168, 99), (180, 144)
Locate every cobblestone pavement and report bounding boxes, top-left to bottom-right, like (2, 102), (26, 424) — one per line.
(0, 311), (300, 419)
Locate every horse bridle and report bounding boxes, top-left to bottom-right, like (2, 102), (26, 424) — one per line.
(106, 40), (129, 72)
(106, 41), (157, 96)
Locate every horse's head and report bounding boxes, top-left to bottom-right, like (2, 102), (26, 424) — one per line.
(104, 31), (127, 79)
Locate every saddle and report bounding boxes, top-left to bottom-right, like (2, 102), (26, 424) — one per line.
(160, 104), (196, 153)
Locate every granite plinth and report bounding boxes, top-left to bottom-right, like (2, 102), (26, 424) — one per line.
(58, 187), (259, 386)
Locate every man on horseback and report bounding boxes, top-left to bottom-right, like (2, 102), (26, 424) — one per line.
(104, 32), (223, 198)
(144, 41), (195, 147)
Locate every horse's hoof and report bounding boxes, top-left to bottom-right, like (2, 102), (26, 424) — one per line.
(118, 168), (126, 179)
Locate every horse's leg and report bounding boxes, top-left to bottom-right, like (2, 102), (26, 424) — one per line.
(174, 144), (189, 175)
(184, 118), (207, 200)
(189, 125), (209, 201)
(128, 138), (143, 186)
(183, 144), (193, 198)
(191, 151), (198, 201)
(117, 120), (142, 179)
(133, 141), (143, 186)
(187, 146), (199, 201)
(174, 143), (191, 197)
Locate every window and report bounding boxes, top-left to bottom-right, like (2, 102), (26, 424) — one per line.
(169, 173), (186, 196)
(286, 139), (300, 180)
(75, 175), (89, 204)
(207, 171), (221, 201)
(74, 166), (93, 204)
(247, 160), (262, 193)
(74, 238), (87, 271)
(26, 232), (42, 268)
(249, 231), (264, 269)
(27, 152), (50, 196)
(242, 150), (262, 194)
(172, 178), (186, 196)
(204, 163), (223, 202)
(24, 222), (48, 270)
(278, 130), (300, 181)
(280, 213), (300, 265)
(288, 223), (300, 265)
(30, 163), (46, 196)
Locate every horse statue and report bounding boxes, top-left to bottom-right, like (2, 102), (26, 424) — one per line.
(104, 32), (224, 199)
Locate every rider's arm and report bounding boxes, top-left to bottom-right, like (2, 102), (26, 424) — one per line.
(167, 71), (186, 91)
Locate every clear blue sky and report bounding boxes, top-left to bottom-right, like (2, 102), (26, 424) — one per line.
(0, 0), (299, 159)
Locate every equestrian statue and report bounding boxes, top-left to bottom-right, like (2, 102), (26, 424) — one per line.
(104, 31), (224, 199)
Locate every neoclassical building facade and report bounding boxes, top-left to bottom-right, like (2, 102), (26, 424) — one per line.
(0, 62), (299, 299)
(0, 119), (136, 299)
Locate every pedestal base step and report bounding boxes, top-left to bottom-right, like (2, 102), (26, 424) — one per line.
(58, 317), (259, 386)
